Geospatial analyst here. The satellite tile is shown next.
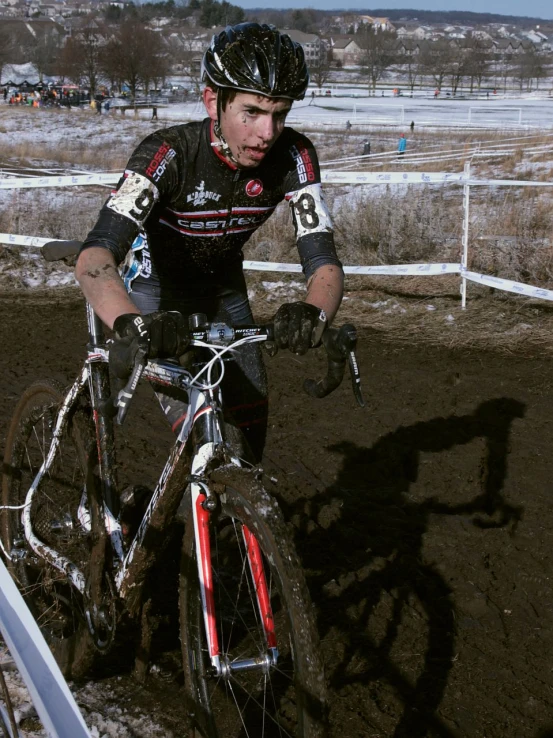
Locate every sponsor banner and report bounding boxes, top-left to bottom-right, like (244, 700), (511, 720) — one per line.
(0, 173), (119, 189)
(463, 270), (553, 301)
(4, 171), (553, 189)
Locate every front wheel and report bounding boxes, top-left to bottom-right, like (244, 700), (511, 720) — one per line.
(1, 380), (97, 679)
(179, 466), (328, 738)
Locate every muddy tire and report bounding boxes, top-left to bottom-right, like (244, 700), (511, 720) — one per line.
(179, 465), (328, 738)
(1, 380), (96, 679)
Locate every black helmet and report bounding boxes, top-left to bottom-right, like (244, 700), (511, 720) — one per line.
(202, 23), (309, 101)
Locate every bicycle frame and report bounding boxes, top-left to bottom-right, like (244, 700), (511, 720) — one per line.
(18, 303), (279, 676)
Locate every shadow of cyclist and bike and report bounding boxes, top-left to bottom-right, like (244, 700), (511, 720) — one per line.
(276, 397), (526, 737)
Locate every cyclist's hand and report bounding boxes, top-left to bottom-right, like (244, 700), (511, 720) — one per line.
(269, 302), (326, 356)
(111, 311), (189, 378)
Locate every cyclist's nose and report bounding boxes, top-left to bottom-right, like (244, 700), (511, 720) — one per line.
(257, 116), (279, 144)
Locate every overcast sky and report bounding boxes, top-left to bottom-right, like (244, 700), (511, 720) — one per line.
(239, 2), (553, 21)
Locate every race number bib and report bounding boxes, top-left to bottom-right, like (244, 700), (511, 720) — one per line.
(107, 171), (159, 226)
(288, 184), (332, 240)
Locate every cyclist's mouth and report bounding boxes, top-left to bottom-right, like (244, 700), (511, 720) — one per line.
(245, 147), (269, 161)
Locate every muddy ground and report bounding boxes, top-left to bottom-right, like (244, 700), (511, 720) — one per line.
(2, 288), (553, 738)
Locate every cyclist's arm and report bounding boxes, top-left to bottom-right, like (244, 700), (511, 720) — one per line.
(76, 134), (180, 328)
(283, 132), (344, 323)
(305, 263), (344, 324)
(75, 246), (139, 329)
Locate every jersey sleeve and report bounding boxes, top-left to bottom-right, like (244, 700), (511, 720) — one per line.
(79, 131), (180, 265)
(283, 133), (342, 280)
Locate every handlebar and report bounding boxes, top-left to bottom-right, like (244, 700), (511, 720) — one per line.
(112, 315), (364, 425)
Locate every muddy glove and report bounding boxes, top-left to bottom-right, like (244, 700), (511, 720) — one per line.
(269, 302), (327, 356)
(110, 311), (189, 380)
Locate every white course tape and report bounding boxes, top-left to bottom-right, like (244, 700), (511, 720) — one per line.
(0, 234), (51, 247)
(343, 262), (460, 275)
(468, 178), (553, 187)
(0, 558), (91, 738)
(463, 270), (553, 301)
(0, 173), (119, 189)
(243, 260), (302, 273)
(321, 171), (467, 184)
(3, 171), (553, 189)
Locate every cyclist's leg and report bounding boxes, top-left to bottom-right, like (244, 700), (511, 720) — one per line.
(215, 268), (268, 463)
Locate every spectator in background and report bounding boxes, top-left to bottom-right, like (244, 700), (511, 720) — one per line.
(363, 139), (371, 156)
(397, 133), (407, 157)
(410, 120), (415, 132)
(345, 120), (352, 131)
(152, 106), (158, 120)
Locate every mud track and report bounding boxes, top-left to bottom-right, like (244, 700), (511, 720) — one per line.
(2, 290), (553, 738)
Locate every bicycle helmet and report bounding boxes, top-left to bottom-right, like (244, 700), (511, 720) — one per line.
(202, 23), (309, 101)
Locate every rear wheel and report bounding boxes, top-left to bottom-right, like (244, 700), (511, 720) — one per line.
(179, 466), (327, 738)
(1, 380), (97, 679)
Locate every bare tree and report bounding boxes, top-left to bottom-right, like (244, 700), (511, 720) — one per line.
(0, 27), (17, 84)
(395, 41), (421, 96)
(463, 36), (492, 92)
(59, 22), (106, 98)
(356, 25), (396, 95)
(446, 42), (467, 96)
(102, 21), (168, 100)
(513, 44), (546, 91)
(170, 31), (203, 98)
(25, 30), (59, 82)
(419, 38), (452, 92)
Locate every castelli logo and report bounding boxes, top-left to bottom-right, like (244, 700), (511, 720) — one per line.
(245, 179), (263, 197)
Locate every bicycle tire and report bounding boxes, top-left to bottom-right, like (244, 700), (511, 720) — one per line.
(1, 380), (97, 679)
(179, 465), (328, 738)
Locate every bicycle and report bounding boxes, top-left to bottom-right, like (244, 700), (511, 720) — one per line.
(1, 239), (364, 738)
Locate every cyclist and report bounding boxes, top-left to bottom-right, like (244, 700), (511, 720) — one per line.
(75, 22), (344, 461)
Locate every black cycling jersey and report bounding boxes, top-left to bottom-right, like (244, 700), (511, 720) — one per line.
(81, 117), (340, 290)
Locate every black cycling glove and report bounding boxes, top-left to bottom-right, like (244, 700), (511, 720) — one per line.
(110, 311), (189, 380)
(270, 302), (326, 356)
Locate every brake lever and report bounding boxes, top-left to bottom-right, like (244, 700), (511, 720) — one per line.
(333, 324), (365, 407)
(115, 345), (148, 425)
(347, 349), (365, 408)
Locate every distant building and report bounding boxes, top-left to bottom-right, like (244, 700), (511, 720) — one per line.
(329, 35), (363, 67)
(286, 30), (325, 65)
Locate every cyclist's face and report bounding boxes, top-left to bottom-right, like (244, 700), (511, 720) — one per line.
(204, 89), (292, 168)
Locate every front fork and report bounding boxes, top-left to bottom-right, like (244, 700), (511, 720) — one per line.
(190, 414), (278, 678)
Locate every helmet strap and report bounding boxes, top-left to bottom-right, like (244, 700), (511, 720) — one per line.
(213, 120), (239, 166)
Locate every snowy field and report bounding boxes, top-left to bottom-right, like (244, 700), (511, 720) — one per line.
(123, 92), (553, 130)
